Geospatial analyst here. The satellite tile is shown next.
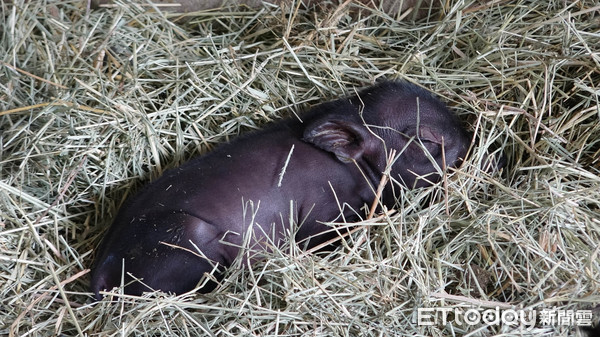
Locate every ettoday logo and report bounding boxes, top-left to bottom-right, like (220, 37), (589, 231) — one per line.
(416, 306), (593, 331)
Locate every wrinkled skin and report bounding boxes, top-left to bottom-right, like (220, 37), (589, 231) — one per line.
(90, 81), (471, 299)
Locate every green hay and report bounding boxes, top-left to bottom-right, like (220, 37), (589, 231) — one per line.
(1, 0), (599, 336)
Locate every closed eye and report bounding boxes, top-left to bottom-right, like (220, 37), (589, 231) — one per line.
(420, 139), (440, 158)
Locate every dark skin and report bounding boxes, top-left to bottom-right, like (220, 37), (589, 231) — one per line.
(90, 81), (471, 299)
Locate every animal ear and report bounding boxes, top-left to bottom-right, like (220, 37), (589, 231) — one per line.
(303, 119), (368, 163)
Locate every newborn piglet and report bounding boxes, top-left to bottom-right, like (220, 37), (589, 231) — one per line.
(90, 81), (472, 299)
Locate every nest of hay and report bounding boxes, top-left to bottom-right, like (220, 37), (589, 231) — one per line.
(1, 0), (599, 336)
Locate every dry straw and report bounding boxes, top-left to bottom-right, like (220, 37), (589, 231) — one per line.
(1, 0), (599, 336)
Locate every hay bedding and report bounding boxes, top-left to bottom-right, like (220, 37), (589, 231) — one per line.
(0, 0), (599, 336)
